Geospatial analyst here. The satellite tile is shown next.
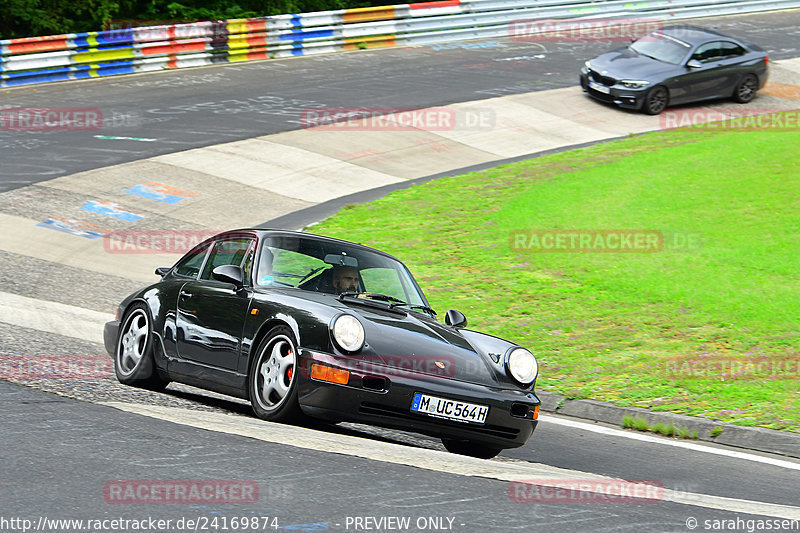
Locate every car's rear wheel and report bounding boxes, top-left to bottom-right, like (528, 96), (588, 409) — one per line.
(249, 326), (303, 423)
(442, 438), (502, 459)
(733, 74), (759, 103)
(642, 86), (668, 115)
(115, 303), (168, 390)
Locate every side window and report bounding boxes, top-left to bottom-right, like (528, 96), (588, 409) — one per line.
(200, 237), (254, 281)
(720, 41), (746, 59)
(173, 243), (210, 279)
(241, 241), (256, 286)
(692, 42), (722, 64)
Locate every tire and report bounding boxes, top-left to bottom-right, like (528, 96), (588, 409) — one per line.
(733, 74), (758, 103)
(115, 303), (168, 390)
(642, 86), (668, 115)
(248, 325), (303, 423)
(442, 438), (503, 459)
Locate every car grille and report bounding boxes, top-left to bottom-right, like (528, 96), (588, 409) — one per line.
(589, 69), (617, 87)
(359, 402), (521, 440)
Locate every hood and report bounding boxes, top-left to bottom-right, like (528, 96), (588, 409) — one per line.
(340, 299), (518, 388)
(588, 47), (676, 81)
(255, 289), (524, 388)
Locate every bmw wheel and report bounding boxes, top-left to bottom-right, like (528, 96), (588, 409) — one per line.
(249, 325), (303, 422)
(733, 74), (758, 103)
(115, 303), (167, 390)
(642, 86), (668, 115)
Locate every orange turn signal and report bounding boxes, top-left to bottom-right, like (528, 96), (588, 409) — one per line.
(532, 405), (540, 420)
(310, 364), (350, 385)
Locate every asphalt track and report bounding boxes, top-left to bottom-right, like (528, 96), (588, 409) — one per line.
(2, 10), (800, 533)
(2, 10), (800, 189)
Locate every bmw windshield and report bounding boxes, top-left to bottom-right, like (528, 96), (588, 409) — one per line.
(630, 32), (692, 64)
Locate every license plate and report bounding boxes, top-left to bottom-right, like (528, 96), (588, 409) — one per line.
(589, 81), (611, 94)
(410, 393), (488, 424)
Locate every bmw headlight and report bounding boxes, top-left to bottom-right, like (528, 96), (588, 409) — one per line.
(506, 347), (538, 386)
(620, 80), (650, 89)
(584, 60), (592, 70)
(332, 314), (365, 353)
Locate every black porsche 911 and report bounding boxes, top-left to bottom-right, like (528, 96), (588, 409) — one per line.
(580, 25), (769, 114)
(104, 229), (541, 458)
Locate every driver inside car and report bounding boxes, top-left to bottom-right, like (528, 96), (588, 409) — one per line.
(332, 266), (360, 294)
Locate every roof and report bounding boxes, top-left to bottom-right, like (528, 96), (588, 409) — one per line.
(659, 25), (740, 46)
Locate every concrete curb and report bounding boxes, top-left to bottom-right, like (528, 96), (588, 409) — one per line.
(537, 390), (800, 459)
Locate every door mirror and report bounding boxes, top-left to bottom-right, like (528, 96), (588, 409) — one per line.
(155, 267), (170, 277)
(445, 309), (467, 328)
(212, 265), (244, 287)
(686, 59), (702, 69)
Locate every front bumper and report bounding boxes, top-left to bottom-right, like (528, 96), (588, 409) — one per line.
(579, 69), (649, 110)
(296, 349), (539, 449)
(104, 320), (119, 359)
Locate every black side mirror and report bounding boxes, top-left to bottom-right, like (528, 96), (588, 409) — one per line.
(212, 265), (244, 287)
(687, 59), (702, 69)
(445, 309), (467, 328)
(155, 267), (170, 277)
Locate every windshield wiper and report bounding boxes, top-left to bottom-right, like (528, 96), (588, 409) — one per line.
(390, 302), (437, 316)
(633, 48), (661, 62)
(338, 292), (436, 315)
(339, 292), (405, 303)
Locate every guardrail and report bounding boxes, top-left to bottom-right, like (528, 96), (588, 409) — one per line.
(2, 0), (798, 88)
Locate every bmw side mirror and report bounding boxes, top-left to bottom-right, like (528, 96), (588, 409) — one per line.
(445, 309), (467, 328)
(155, 267), (170, 277)
(687, 59), (702, 69)
(212, 265), (245, 287)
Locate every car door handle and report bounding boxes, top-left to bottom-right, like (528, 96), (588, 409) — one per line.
(179, 290), (192, 300)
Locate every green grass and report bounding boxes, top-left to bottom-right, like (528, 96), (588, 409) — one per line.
(311, 116), (800, 432)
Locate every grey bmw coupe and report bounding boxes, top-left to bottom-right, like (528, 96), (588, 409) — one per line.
(580, 25), (769, 114)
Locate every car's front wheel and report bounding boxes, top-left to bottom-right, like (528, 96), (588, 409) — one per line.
(115, 303), (168, 390)
(442, 438), (502, 459)
(642, 86), (668, 115)
(733, 74), (759, 103)
(248, 325), (303, 423)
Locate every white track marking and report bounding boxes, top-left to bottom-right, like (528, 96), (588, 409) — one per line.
(103, 402), (800, 520)
(0, 291), (108, 344)
(541, 414), (800, 471)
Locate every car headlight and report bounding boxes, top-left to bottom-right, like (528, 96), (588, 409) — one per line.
(332, 314), (365, 352)
(620, 80), (650, 89)
(584, 60), (592, 70)
(506, 347), (538, 386)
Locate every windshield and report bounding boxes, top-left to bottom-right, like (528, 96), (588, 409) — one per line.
(630, 32), (691, 65)
(255, 235), (428, 309)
